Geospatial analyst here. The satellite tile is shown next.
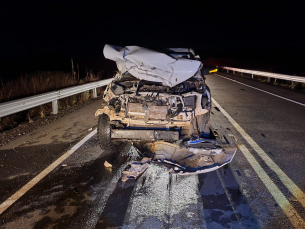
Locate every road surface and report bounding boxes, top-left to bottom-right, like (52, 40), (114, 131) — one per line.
(0, 72), (305, 228)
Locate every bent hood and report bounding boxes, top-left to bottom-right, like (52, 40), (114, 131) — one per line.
(103, 44), (202, 87)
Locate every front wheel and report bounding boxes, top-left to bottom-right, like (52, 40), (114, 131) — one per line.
(97, 114), (117, 152)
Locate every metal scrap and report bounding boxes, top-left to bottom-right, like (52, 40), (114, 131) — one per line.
(121, 157), (151, 182)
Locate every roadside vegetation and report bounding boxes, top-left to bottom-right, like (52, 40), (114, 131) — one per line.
(0, 70), (107, 132)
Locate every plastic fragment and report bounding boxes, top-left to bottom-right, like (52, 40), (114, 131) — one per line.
(104, 161), (112, 168)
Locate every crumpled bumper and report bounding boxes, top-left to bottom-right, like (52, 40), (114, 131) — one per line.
(148, 140), (236, 175)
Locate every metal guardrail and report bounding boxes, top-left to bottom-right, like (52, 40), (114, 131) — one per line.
(0, 78), (113, 118)
(220, 66), (305, 84)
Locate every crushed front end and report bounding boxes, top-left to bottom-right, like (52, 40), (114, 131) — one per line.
(96, 44), (236, 174)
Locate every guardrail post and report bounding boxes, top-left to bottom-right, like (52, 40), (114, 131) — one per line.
(92, 88), (97, 98)
(233, 71), (235, 75)
(52, 100), (58, 115)
(275, 78), (277, 83)
(227, 69), (229, 73)
(252, 74), (254, 79)
(267, 77), (270, 82)
(241, 72), (243, 77)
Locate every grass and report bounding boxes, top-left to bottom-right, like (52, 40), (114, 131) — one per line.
(0, 70), (107, 132)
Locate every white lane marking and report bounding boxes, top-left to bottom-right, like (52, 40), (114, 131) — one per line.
(214, 73), (305, 107)
(212, 98), (305, 209)
(0, 129), (97, 215)
(237, 144), (305, 228)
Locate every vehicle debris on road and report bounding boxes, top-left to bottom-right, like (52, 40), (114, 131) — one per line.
(121, 157), (151, 182)
(104, 161), (112, 168)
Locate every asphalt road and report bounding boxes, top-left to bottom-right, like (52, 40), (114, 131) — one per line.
(0, 73), (304, 228)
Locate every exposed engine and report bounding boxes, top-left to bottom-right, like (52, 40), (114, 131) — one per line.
(98, 73), (211, 131)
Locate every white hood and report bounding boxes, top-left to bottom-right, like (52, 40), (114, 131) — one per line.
(103, 44), (202, 87)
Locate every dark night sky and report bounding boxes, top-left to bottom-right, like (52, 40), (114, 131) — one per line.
(0, 1), (304, 79)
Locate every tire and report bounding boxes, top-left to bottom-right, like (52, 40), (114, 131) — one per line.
(97, 114), (117, 152)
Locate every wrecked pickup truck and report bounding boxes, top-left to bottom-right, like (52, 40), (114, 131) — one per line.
(95, 44), (236, 175)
